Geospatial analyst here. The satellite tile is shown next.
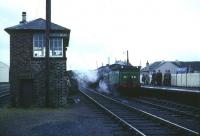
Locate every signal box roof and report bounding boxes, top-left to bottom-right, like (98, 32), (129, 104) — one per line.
(5, 18), (70, 33)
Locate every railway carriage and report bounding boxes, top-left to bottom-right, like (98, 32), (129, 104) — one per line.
(97, 63), (141, 95)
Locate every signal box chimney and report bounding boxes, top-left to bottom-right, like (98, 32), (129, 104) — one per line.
(20, 12), (27, 24)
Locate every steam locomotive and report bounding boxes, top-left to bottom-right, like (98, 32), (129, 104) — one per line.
(93, 62), (141, 95)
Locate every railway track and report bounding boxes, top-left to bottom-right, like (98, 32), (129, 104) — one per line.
(0, 91), (10, 98)
(137, 96), (200, 117)
(134, 96), (199, 118)
(79, 94), (130, 136)
(0, 83), (10, 100)
(117, 97), (199, 133)
(80, 86), (199, 136)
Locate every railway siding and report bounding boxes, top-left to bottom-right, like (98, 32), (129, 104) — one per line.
(0, 83), (10, 103)
(80, 86), (199, 136)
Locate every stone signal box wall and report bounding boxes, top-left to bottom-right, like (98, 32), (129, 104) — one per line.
(5, 13), (70, 107)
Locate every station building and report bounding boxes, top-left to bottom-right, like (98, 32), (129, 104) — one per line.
(0, 62), (9, 82)
(5, 12), (70, 107)
(141, 60), (200, 87)
(141, 60), (200, 74)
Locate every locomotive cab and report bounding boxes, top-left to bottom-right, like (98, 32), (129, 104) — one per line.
(97, 63), (141, 96)
(119, 67), (141, 90)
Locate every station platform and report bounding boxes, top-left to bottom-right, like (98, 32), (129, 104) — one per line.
(134, 85), (200, 107)
(141, 85), (200, 93)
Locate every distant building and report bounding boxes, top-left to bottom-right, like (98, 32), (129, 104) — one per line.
(141, 61), (200, 74)
(141, 61), (150, 74)
(5, 12), (70, 107)
(0, 62), (9, 82)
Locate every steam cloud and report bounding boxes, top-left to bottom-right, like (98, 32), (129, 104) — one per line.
(72, 70), (98, 88)
(72, 69), (110, 94)
(97, 80), (110, 94)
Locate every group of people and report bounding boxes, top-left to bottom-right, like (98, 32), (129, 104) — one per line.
(142, 70), (171, 86)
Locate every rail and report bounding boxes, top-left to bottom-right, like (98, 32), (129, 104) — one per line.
(0, 91), (10, 98)
(80, 86), (199, 136)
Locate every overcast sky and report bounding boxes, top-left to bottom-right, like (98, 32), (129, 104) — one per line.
(0, 0), (200, 70)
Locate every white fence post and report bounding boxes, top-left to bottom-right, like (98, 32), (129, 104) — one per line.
(171, 73), (200, 88)
(185, 73), (187, 87)
(199, 73), (200, 87)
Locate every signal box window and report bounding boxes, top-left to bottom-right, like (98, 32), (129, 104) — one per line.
(50, 38), (63, 57)
(33, 34), (45, 57)
(33, 34), (63, 58)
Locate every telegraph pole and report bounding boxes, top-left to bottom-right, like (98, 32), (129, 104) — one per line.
(45, 0), (51, 106)
(127, 50), (129, 65)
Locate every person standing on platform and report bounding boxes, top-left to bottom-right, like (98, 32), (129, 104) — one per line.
(156, 70), (162, 86)
(163, 70), (168, 86)
(142, 74), (146, 85)
(145, 74), (150, 85)
(167, 70), (171, 86)
(151, 70), (156, 86)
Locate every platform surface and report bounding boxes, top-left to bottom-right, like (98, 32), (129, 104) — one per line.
(141, 85), (200, 93)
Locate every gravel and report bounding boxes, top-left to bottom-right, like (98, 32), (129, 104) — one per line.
(0, 94), (127, 136)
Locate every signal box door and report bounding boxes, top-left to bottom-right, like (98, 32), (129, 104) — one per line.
(19, 79), (33, 107)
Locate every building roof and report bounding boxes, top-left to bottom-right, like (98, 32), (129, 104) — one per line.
(0, 61), (9, 69)
(172, 61), (200, 72)
(142, 61), (200, 73)
(148, 61), (165, 71)
(141, 61), (165, 72)
(5, 18), (70, 32)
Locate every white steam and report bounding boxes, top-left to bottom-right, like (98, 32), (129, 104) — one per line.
(72, 70), (98, 87)
(72, 69), (111, 94)
(97, 80), (110, 94)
